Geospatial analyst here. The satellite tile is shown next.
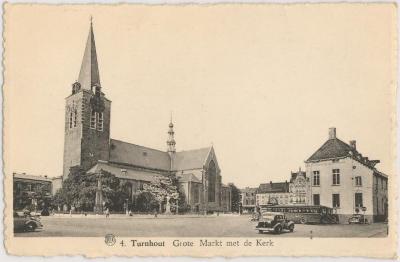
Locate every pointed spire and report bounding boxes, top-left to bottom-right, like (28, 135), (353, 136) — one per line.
(78, 18), (101, 91)
(167, 114), (176, 154)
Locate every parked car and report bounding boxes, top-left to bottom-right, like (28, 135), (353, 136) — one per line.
(255, 212), (295, 234)
(348, 214), (368, 224)
(13, 211), (43, 232)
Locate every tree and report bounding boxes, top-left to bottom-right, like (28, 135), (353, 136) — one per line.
(53, 166), (130, 212)
(136, 192), (159, 212)
(228, 183), (241, 213)
(141, 174), (179, 214)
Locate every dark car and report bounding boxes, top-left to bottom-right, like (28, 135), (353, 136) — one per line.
(348, 214), (368, 224)
(13, 211), (43, 232)
(255, 212), (295, 234)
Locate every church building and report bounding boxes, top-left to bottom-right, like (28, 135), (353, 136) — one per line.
(62, 21), (231, 213)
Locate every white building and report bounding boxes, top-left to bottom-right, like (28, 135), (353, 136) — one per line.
(305, 128), (388, 223)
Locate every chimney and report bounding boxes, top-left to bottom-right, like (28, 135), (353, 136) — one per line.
(349, 140), (356, 150)
(329, 127), (336, 140)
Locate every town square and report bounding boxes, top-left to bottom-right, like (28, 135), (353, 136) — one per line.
(6, 5), (393, 248)
(14, 214), (388, 238)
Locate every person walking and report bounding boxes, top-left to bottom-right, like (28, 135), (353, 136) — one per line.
(105, 208), (110, 218)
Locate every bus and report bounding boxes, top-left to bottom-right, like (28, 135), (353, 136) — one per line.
(259, 205), (339, 224)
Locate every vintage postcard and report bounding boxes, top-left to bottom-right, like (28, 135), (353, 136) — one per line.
(3, 3), (397, 258)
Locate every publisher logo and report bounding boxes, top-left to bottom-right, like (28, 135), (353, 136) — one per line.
(105, 234), (116, 246)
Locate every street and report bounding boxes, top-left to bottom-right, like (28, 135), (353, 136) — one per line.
(15, 214), (388, 238)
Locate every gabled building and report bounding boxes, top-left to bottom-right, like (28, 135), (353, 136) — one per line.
(63, 21), (231, 213)
(305, 127), (388, 223)
(255, 168), (312, 207)
(13, 173), (53, 210)
(239, 187), (257, 213)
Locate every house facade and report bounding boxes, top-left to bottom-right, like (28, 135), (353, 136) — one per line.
(305, 127), (388, 223)
(13, 173), (53, 210)
(255, 169), (311, 207)
(63, 22), (231, 213)
(239, 187), (257, 213)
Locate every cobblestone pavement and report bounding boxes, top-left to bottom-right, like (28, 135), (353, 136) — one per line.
(15, 214), (388, 237)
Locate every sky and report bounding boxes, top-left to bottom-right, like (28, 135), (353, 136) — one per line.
(4, 4), (396, 188)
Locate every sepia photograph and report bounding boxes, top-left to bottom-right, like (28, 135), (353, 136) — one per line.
(3, 3), (397, 258)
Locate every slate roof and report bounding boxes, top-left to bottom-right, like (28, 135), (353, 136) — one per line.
(240, 187), (258, 193)
(305, 138), (380, 169)
(87, 161), (161, 182)
(258, 182), (289, 193)
(109, 139), (171, 171)
(13, 173), (52, 182)
(173, 147), (212, 171)
(177, 173), (202, 183)
(78, 22), (100, 90)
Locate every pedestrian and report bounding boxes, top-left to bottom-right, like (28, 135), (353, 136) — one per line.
(129, 210), (132, 216)
(105, 208), (110, 218)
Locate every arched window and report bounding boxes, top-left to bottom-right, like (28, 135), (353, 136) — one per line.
(97, 112), (103, 131)
(208, 160), (216, 202)
(90, 110), (96, 129)
(73, 110), (78, 127)
(69, 112), (73, 129)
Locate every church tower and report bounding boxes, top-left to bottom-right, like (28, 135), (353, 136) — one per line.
(63, 20), (111, 179)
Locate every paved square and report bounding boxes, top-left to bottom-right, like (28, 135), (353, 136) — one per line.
(14, 214), (388, 238)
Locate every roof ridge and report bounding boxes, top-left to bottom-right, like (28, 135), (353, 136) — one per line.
(176, 146), (212, 153)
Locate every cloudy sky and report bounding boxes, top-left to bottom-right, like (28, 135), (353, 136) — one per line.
(5, 4), (395, 188)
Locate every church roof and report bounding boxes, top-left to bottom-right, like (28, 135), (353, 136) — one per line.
(177, 173), (202, 183)
(87, 161), (161, 182)
(78, 21), (101, 91)
(109, 139), (171, 171)
(173, 147), (212, 171)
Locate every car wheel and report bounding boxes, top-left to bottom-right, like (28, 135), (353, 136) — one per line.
(274, 226), (282, 234)
(300, 218), (306, 224)
(289, 224), (294, 232)
(25, 223), (37, 232)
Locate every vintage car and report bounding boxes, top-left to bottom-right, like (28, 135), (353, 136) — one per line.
(348, 214), (368, 224)
(255, 212), (295, 234)
(13, 211), (43, 232)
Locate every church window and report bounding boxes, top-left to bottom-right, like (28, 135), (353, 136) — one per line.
(97, 112), (103, 131)
(69, 112), (73, 129)
(73, 110), (77, 127)
(90, 110), (96, 129)
(208, 160), (216, 202)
